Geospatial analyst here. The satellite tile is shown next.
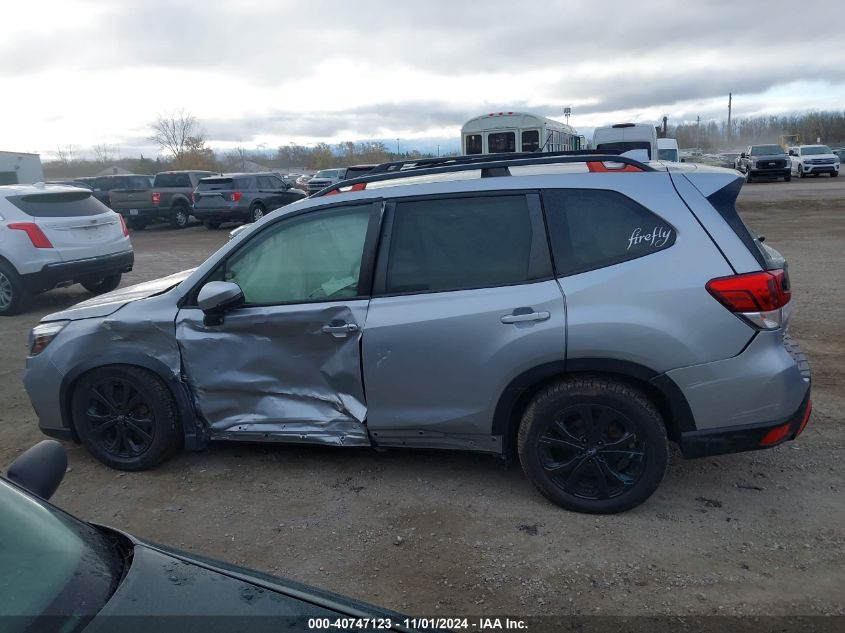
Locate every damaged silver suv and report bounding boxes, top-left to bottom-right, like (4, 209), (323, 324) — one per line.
(24, 151), (811, 514)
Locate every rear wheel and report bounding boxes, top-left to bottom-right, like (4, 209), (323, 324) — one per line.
(798, 168), (805, 178)
(249, 203), (266, 223)
(0, 261), (27, 316)
(517, 376), (668, 514)
(128, 217), (148, 230)
(71, 365), (181, 471)
(169, 205), (190, 229)
(203, 221), (221, 230)
(81, 273), (121, 295)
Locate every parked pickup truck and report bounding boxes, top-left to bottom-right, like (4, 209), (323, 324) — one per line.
(736, 145), (791, 182)
(109, 170), (218, 230)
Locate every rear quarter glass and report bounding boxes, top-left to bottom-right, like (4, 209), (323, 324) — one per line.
(7, 191), (109, 217)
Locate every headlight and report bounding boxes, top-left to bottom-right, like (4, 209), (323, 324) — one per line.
(28, 321), (69, 356)
(750, 160), (758, 168)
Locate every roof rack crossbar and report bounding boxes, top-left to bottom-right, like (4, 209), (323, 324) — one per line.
(313, 150), (654, 197)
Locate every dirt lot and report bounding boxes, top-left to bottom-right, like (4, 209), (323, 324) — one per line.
(1, 178), (843, 622)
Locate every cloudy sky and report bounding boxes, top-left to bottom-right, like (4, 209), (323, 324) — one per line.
(3, 0), (843, 158)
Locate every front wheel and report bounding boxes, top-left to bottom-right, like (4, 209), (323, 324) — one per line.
(831, 172), (839, 178)
(81, 273), (121, 295)
(71, 365), (181, 470)
(517, 377), (668, 514)
(784, 174), (791, 182)
(249, 204), (266, 223)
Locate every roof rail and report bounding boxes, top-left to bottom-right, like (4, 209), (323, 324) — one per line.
(313, 150), (655, 197)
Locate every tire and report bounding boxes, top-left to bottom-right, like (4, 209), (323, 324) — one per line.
(831, 172), (838, 178)
(169, 204), (190, 229)
(249, 203), (266, 223)
(517, 376), (668, 514)
(203, 221), (221, 230)
(798, 168), (805, 178)
(128, 217), (148, 230)
(784, 175), (791, 182)
(0, 260), (27, 316)
(81, 273), (121, 295)
(745, 170), (753, 183)
(71, 365), (182, 471)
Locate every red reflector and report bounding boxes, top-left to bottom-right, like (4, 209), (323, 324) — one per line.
(350, 182), (367, 191)
(706, 270), (790, 312)
(118, 214), (129, 236)
(8, 222), (53, 248)
(795, 401), (812, 438)
(759, 422), (792, 446)
(230, 192), (242, 202)
(586, 161), (642, 172)
(151, 192), (161, 204)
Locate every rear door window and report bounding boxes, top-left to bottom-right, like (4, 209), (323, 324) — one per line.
(543, 189), (675, 276)
(382, 194), (551, 294)
(7, 191), (108, 217)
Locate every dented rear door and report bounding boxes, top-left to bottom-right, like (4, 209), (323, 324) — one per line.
(175, 201), (382, 446)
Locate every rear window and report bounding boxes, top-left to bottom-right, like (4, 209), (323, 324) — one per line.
(488, 132), (516, 153)
(197, 177), (252, 191)
(657, 149), (679, 161)
(522, 130), (540, 152)
(153, 173), (193, 188)
(93, 176), (150, 190)
(7, 191), (108, 217)
(465, 134), (482, 154)
(543, 189), (675, 276)
(595, 141), (652, 158)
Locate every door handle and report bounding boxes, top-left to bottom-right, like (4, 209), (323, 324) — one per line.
(321, 322), (359, 335)
(500, 311), (550, 324)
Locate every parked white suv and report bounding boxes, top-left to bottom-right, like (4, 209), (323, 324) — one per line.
(0, 184), (134, 315)
(788, 145), (840, 178)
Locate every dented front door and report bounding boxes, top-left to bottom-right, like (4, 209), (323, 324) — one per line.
(175, 202), (381, 446)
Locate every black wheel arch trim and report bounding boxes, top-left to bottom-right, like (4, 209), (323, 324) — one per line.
(492, 358), (696, 455)
(58, 353), (205, 450)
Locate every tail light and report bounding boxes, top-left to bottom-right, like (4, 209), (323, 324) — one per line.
(706, 269), (791, 329)
(118, 214), (129, 236)
(230, 192), (242, 202)
(8, 223), (53, 248)
(151, 192), (161, 204)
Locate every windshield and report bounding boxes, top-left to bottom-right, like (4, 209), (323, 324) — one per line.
(802, 145), (832, 155)
(750, 145), (784, 155)
(314, 169), (343, 179)
(595, 141), (652, 158)
(657, 149), (679, 161)
(0, 479), (124, 632)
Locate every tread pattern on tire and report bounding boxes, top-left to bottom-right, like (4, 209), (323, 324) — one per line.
(517, 375), (668, 514)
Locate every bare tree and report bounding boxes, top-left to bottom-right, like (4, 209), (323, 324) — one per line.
(92, 143), (113, 164)
(55, 144), (79, 165)
(149, 109), (207, 161)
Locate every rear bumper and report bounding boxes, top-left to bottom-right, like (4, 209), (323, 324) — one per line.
(678, 390), (811, 458)
(21, 249), (134, 293)
(114, 206), (167, 219)
(192, 207), (248, 222)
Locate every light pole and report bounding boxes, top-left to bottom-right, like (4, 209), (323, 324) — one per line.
(396, 138), (400, 158)
(436, 144), (440, 157)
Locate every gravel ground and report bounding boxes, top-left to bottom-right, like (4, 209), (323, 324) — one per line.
(0, 179), (843, 622)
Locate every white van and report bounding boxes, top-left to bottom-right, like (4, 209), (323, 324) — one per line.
(656, 138), (680, 162)
(592, 123), (658, 159)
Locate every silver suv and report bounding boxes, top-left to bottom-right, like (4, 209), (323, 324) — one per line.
(0, 184), (134, 316)
(23, 152), (811, 513)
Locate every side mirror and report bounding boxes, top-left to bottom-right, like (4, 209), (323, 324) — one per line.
(198, 281), (244, 325)
(7, 440), (67, 500)
(680, 158), (686, 163)
(740, 152), (747, 158)
(788, 150), (794, 156)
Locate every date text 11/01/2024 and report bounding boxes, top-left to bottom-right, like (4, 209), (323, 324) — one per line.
(307, 617), (529, 630)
